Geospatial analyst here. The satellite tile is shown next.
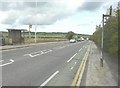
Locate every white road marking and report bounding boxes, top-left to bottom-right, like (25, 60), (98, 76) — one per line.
(75, 61), (77, 64)
(28, 50), (42, 55)
(67, 53), (77, 63)
(31, 53), (43, 57)
(0, 59), (14, 67)
(70, 61), (78, 71)
(40, 70), (59, 86)
(79, 48), (82, 52)
(70, 67), (74, 70)
(24, 49), (52, 58)
(31, 50), (52, 57)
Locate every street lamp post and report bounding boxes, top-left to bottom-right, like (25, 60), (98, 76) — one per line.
(118, 2), (120, 33)
(35, 0), (37, 43)
(100, 6), (112, 67)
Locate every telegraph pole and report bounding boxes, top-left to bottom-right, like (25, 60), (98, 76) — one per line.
(100, 6), (112, 67)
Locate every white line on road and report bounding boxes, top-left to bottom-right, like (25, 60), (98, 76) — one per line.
(0, 59), (14, 67)
(75, 61), (77, 64)
(70, 61), (78, 71)
(79, 48), (82, 52)
(40, 70), (59, 86)
(67, 53), (77, 63)
(70, 67), (74, 70)
(24, 49), (52, 57)
(31, 50), (52, 57)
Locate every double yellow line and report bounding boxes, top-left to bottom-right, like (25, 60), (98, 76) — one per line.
(71, 45), (90, 86)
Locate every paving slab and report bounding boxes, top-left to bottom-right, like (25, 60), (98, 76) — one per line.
(83, 41), (118, 86)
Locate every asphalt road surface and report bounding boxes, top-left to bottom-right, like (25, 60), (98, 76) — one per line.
(1, 41), (90, 86)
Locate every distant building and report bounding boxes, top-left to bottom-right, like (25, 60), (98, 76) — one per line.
(7, 29), (27, 45)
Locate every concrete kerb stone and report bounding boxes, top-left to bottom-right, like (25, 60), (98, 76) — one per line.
(0, 41), (68, 51)
(1, 45), (30, 50)
(71, 44), (91, 86)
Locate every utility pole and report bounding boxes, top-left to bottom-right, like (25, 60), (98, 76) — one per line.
(100, 6), (112, 67)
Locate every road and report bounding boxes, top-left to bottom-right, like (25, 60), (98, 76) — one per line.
(1, 41), (90, 86)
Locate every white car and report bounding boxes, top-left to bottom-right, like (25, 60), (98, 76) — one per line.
(69, 39), (76, 43)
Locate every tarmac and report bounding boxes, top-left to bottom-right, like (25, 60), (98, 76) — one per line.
(0, 41), (118, 86)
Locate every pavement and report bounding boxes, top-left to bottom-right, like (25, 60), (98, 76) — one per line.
(81, 41), (118, 86)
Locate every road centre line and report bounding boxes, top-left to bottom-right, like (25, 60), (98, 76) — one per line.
(67, 53), (77, 63)
(40, 70), (59, 86)
(79, 48), (82, 52)
(70, 67), (74, 70)
(0, 59), (14, 67)
(79, 45), (86, 52)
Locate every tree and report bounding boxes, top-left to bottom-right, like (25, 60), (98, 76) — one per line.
(66, 31), (75, 40)
(103, 15), (118, 55)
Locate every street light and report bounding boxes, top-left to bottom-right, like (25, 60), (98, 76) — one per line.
(35, 0), (37, 43)
(100, 6), (112, 67)
(118, 1), (120, 29)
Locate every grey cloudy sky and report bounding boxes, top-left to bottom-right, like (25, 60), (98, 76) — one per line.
(0, 0), (119, 34)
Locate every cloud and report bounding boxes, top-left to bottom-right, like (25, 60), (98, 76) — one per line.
(0, 1), (108, 26)
(0, 2), (47, 11)
(78, 2), (104, 11)
(0, 1), (78, 25)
